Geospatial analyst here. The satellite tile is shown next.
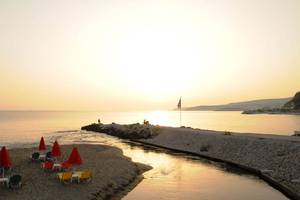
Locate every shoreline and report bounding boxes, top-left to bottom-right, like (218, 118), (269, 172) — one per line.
(82, 123), (300, 200)
(0, 144), (151, 200)
(242, 110), (300, 115)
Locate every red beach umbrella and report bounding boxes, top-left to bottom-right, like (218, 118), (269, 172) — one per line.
(51, 141), (62, 157)
(39, 136), (46, 151)
(67, 147), (82, 166)
(0, 146), (12, 168)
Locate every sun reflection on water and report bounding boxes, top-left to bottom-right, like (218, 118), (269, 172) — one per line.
(145, 111), (171, 126)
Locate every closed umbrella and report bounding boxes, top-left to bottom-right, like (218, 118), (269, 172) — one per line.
(39, 136), (46, 151)
(67, 147), (82, 167)
(51, 141), (62, 158)
(0, 146), (12, 177)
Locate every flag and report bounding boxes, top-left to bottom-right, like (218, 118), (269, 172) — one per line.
(177, 97), (181, 109)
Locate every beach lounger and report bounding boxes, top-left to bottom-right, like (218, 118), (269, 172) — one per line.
(79, 171), (92, 182)
(70, 171), (92, 183)
(57, 172), (72, 183)
(8, 175), (22, 189)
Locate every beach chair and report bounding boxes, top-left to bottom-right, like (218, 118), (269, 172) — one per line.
(41, 161), (54, 170)
(57, 172), (72, 183)
(31, 152), (40, 161)
(8, 175), (22, 189)
(79, 171), (92, 182)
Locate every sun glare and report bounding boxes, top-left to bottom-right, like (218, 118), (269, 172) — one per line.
(115, 30), (206, 100)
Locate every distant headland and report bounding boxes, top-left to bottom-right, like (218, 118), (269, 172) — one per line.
(181, 91), (300, 115)
(242, 91), (300, 115)
(182, 97), (291, 111)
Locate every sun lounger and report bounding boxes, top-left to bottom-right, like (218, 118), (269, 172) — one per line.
(57, 172), (72, 183)
(70, 171), (92, 183)
(79, 171), (92, 182)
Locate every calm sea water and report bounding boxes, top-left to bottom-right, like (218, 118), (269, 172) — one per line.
(0, 110), (299, 147)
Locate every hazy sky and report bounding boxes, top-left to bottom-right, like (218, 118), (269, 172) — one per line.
(0, 0), (299, 111)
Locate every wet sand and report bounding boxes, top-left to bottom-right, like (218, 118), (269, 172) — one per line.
(0, 144), (151, 200)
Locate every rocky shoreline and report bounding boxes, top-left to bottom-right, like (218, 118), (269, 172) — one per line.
(82, 123), (300, 200)
(242, 109), (300, 115)
(81, 123), (160, 139)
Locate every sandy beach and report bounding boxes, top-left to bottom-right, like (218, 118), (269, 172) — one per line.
(0, 144), (151, 200)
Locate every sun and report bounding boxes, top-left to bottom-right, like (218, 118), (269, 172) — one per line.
(115, 30), (205, 100)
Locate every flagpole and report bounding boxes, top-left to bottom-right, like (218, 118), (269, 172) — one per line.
(179, 96), (182, 127)
(180, 105), (182, 127)
(177, 96), (182, 127)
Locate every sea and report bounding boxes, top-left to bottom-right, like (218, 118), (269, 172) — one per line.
(0, 110), (299, 147)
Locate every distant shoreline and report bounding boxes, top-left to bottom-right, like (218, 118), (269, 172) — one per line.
(242, 109), (300, 115)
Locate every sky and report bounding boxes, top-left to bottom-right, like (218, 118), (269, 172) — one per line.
(0, 0), (299, 111)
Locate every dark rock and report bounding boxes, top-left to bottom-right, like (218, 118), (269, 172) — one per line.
(284, 91), (300, 110)
(81, 123), (159, 140)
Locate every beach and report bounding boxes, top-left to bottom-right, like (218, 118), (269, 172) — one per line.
(0, 144), (151, 200)
(82, 123), (300, 199)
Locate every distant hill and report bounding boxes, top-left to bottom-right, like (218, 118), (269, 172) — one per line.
(183, 97), (292, 111)
(284, 91), (300, 110)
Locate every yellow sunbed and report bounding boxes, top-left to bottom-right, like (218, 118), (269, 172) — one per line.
(57, 172), (72, 183)
(80, 170), (92, 181)
(74, 171), (92, 182)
